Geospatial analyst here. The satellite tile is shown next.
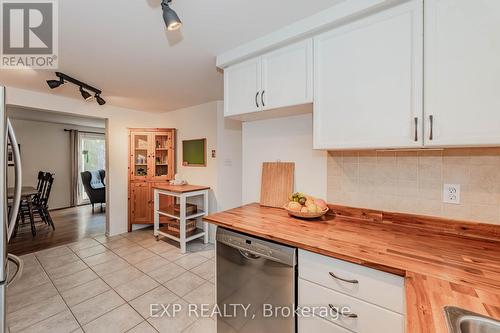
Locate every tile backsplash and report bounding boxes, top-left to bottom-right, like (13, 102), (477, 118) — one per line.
(327, 148), (500, 225)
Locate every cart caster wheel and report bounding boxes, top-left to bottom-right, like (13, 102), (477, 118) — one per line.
(155, 235), (160, 241)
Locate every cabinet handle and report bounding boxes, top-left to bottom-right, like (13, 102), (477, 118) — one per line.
(329, 271), (359, 284)
(429, 115), (434, 140)
(414, 117), (418, 142)
(261, 90), (265, 107)
(328, 304), (358, 319)
(255, 92), (260, 108)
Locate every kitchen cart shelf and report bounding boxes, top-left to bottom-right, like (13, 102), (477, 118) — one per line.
(156, 227), (206, 243)
(153, 184), (210, 253)
(157, 209), (206, 221)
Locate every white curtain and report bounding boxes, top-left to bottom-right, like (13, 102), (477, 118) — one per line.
(69, 129), (79, 207)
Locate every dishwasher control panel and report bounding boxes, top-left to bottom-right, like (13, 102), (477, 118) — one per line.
(216, 227), (296, 265)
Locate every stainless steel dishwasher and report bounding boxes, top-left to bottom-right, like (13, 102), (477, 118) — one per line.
(216, 227), (297, 333)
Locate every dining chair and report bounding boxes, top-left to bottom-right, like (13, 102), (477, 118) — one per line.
(34, 172), (55, 230)
(14, 172), (55, 238)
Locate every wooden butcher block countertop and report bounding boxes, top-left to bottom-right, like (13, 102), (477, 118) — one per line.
(204, 203), (500, 333)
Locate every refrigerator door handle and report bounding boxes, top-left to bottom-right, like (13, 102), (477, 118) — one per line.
(6, 119), (22, 241)
(5, 254), (22, 286)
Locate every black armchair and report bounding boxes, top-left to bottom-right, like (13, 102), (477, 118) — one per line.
(81, 170), (106, 213)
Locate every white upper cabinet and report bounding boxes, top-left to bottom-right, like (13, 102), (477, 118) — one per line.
(313, 0), (423, 150)
(224, 58), (261, 117)
(424, 0), (500, 147)
(223, 39), (313, 118)
(261, 40), (313, 110)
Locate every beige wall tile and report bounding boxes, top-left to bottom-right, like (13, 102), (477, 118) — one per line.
(418, 163), (442, 181)
(327, 148), (500, 225)
(359, 150), (377, 163)
(342, 151), (359, 164)
(396, 151), (418, 164)
(397, 180), (418, 198)
(469, 204), (499, 224)
(397, 163), (418, 181)
(359, 163), (378, 178)
(342, 162), (359, 178)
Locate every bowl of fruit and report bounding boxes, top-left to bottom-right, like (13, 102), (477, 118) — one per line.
(284, 192), (329, 220)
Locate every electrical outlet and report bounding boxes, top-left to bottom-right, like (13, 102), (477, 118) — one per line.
(443, 184), (460, 204)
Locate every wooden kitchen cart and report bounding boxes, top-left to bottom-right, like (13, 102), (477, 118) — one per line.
(153, 184), (210, 253)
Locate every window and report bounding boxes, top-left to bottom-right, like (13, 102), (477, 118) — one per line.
(77, 132), (106, 205)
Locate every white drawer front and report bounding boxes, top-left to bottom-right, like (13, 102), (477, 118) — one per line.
(299, 250), (404, 313)
(299, 315), (352, 333)
(299, 279), (404, 333)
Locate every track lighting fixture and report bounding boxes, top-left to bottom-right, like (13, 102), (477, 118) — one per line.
(80, 87), (92, 101)
(161, 0), (182, 31)
(46, 72), (106, 106)
(95, 94), (106, 106)
(46, 76), (64, 89)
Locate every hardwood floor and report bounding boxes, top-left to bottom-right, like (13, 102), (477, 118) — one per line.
(8, 205), (105, 256)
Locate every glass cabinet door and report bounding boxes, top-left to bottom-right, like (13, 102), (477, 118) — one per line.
(152, 132), (173, 180)
(131, 133), (150, 180)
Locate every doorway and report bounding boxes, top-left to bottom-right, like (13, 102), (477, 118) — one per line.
(77, 132), (106, 205)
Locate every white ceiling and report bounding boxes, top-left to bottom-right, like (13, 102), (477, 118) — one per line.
(0, 0), (337, 113)
(7, 106), (106, 128)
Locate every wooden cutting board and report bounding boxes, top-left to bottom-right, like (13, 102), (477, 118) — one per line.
(260, 162), (295, 208)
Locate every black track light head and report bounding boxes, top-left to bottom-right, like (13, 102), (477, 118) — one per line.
(47, 77), (64, 89)
(80, 86), (92, 101)
(161, 0), (182, 31)
(95, 94), (106, 106)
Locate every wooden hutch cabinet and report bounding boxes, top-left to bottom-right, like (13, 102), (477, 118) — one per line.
(128, 128), (175, 231)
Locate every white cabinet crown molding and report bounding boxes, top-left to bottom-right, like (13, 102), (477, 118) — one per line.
(216, 0), (412, 69)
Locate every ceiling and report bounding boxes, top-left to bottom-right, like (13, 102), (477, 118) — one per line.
(8, 106), (106, 128)
(0, 0), (338, 113)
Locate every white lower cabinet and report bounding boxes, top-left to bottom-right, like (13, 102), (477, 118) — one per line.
(298, 250), (405, 333)
(299, 250), (405, 314)
(299, 315), (353, 333)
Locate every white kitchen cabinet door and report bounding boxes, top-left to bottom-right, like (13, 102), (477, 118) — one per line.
(261, 39), (313, 110)
(224, 58), (261, 117)
(424, 0), (500, 147)
(313, 0), (423, 150)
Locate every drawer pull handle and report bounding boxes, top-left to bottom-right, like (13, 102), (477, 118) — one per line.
(429, 115), (434, 140)
(414, 116), (418, 142)
(329, 272), (359, 284)
(328, 304), (358, 319)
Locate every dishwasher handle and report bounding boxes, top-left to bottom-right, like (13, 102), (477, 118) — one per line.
(238, 249), (261, 260)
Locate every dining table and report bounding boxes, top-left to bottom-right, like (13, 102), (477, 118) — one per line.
(8, 186), (39, 237)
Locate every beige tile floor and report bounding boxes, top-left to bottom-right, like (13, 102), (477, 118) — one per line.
(7, 228), (216, 333)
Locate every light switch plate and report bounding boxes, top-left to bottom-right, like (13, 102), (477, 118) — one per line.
(443, 184), (460, 204)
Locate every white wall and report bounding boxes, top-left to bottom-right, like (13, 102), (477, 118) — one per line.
(6, 87), (167, 236)
(8, 118), (104, 209)
(242, 113), (327, 203)
(163, 101), (219, 212)
(160, 101), (242, 241)
(216, 101), (243, 212)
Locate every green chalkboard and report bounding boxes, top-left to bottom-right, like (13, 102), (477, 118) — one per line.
(182, 138), (206, 166)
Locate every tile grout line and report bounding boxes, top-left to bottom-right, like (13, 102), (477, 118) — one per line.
(16, 254), (84, 333)
(66, 236), (150, 330)
(15, 231), (215, 333)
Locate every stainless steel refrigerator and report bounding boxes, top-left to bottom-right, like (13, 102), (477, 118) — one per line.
(0, 86), (24, 333)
